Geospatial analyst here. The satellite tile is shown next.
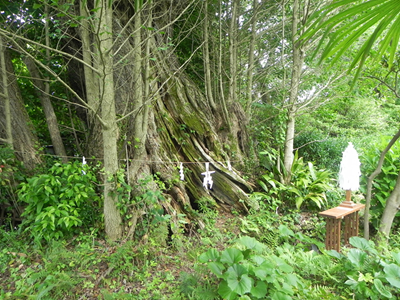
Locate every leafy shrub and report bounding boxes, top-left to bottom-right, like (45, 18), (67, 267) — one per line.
(199, 236), (304, 300)
(295, 131), (348, 173)
(359, 136), (400, 230)
(257, 151), (338, 210)
(328, 237), (400, 299)
(18, 161), (101, 242)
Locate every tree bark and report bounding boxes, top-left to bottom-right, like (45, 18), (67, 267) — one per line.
(0, 37), (12, 148)
(203, 0), (217, 111)
(80, 0), (103, 159)
(244, 0), (258, 115)
(228, 0), (239, 105)
(0, 46), (41, 170)
(283, 0), (305, 180)
(99, 0), (123, 240)
(379, 172), (400, 237)
(363, 129), (400, 239)
(23, 57), (68, 163)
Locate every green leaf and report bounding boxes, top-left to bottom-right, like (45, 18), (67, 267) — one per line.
(237, 236), (266, 252)
(208, 262), (225, 278)
(285, 273), (299, 288)
(226, 264), (248, 279)
(220, 248), (244, 265)
(392, 252), (400, 265)
(384, 264), (400, 288)
(36, 202), (44, 214)
(251, 281), (268, 299)
(373, 278), (392, 298)
(271, 291), (292, 300)
(278, 225), (294, 237)
(295, 196), (304, 209)
(199, 248), (220, 263)
(44, 185), (53, 194)
(271, 256), (294, 273)
(347, 249), (367, 269)
(227, 273), (253, 295)
(218, 281), (238, 300)
(349, 237), (378, 255)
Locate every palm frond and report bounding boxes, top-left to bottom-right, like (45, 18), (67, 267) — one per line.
(302, 0), (400, 85)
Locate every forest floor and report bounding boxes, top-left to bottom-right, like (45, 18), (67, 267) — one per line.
(0, 210), (247, 299)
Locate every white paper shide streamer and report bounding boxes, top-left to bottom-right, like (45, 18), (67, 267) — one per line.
(201, 162), (215, 190)
(339, 142), (361, 191)
(179, 162), (184, 181)
(82, 156), (87, 175)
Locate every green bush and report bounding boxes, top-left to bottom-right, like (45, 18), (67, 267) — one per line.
(198, 236), (304, 300)
(18, 161), (101, 242)
(328, 237), (400, 299)
(294, 131), (348, 173)
(257, 151), (338, 210)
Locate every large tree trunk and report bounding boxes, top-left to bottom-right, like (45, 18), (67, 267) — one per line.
(62, 0), (254, 238)
(99, 0), (123, 241)
(0, 46), (42, 170)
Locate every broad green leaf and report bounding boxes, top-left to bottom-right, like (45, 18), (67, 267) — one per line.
(349, 237), (378, 255)
(250, 255), (265, 266)
(392, 252), (400, 265)
(347, 249), (367, 269)
(237, 236), (266, 252)
(227, 273), (253, 295)
(373, 278), (392, 298)
(277, 262), (293, 273)
(251, 281), (268, 299)
(326, 249), (344, 259)
(220, 248), (244, 265)
(271, 291), (292, 300)
(295, 196), (304, 209)
(208, 262), (225, 278)
(198, 248), (220, 263)
(285, 273), (299, 288)
(218, 281), (237, 300)
(226, 264), (248, 278)
(278, 225), (294, 237)
(384, 264), (400, 288)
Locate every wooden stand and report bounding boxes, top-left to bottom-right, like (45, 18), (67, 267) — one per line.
(319, 198), (365, 252)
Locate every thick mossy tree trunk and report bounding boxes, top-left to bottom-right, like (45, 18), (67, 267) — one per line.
(145, 61), (253, 216)
(66, 0), (254, 235)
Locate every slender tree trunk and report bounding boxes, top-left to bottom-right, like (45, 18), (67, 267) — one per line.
(217, 1), (230, 128)
(379, 172), (400, 237)
(245, 0), (258, 115)
(129, 2), (147, 177)
(0, 37), (12, 148)
(283, 0), (305, 179)
(203, 0), (216, 111)
(364, 129), (400, 239)
(24, 57), (68, 163)
(228, 0), (239, 105)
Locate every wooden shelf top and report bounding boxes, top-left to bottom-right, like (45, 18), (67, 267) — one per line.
(319, 203), (365, 219)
